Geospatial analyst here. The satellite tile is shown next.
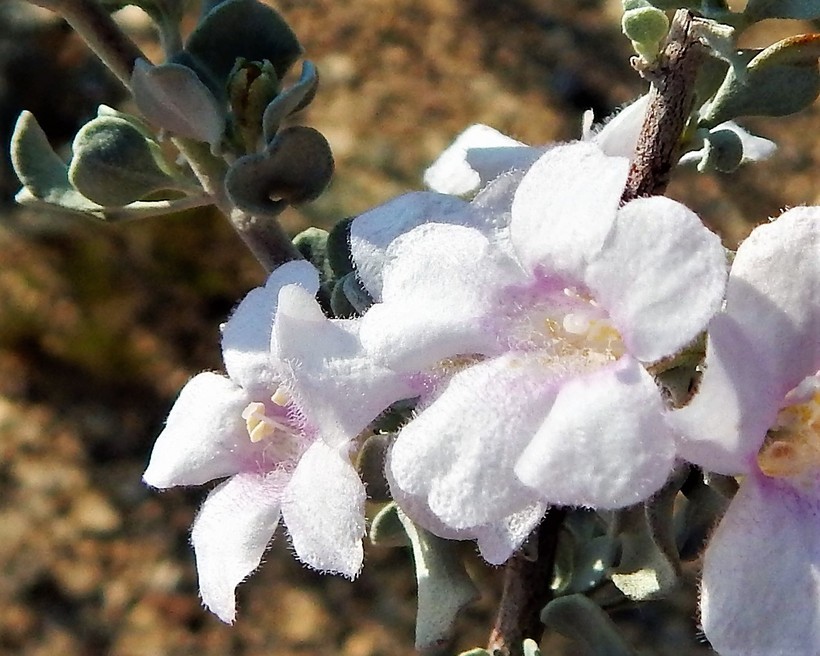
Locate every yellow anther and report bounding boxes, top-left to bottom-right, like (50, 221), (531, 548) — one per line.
(271, 387), (290, 406)
(758, 389), (820, 480)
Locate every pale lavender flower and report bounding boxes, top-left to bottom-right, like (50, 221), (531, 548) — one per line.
(143, 260), (414, 623)
(351, 140), (727, 562)
(670, 207), (820, 656)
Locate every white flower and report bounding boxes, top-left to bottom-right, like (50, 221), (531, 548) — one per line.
(351, 140), (727, 561)
(669, 207), (820, 656)
(143, 260), (414, 622)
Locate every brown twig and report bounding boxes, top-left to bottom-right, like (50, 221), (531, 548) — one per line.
(621, 9), (704, 202)
(487, 508), (567, 656)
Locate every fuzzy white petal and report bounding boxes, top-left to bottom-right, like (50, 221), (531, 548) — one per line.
(671, 314), (780, 474)
(388, 354), (556, 529)
(360, 222), (522, 371)
(389, 468), (545, 565)
(723, 206), (820, 395)
(143, 372), (259, 488)
(511, 142), (629, 275)
(472, 503), (547, 565)
(222, 260), (319, 391)
(423, 124), (535, 195)
(191, 472), (286, 623)
(515, 357), (677, 509)
(586, 196), (727, 362)
(281, 441), (365, 578)
(274, 284), (416, 446)
(588, 94), (650, 160)
(701, 474), (820, 656)
(349, 192), (474, 301)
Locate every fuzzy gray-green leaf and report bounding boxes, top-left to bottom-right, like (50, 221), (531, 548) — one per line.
(68, 115), (175, 206)
(262, 60), (319, 142)
(701, 35), (820, 126)
(541, 595), (638, 656)
(225, 126), (333, 216)
(10, 111), (99, 214)
(369, 502), (409, 548)
(397, 509), (479, 652)
(184, 0), (301, 87)
(132, 59), (225, 145)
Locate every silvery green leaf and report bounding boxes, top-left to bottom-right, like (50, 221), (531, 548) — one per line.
(522, 638), (542, 656)
(563, 535), (619, 595)
(369, 502), (409, 548)
(262, 60), (319, 142)
(184, 0), (301, 87)
(131, 59), (226, 145)
(340, 272), (374, 315)
(225, 126), (333, 216)
(700, 34), (820, 127)
(326, 216), (355, 278)
(356, 433), (392, 502)
(745, 0), (820, 19)
(695, 127), (744, 172)
(541, 595), (637, 656)
(293, 227), (332, 280)
(610, 466), (687, 601)
(396, 509), (479, 652)
(10, 110), (100, 214)
(68, 115), (176, 206)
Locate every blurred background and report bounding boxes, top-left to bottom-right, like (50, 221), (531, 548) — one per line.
(0, 1), (818, 654)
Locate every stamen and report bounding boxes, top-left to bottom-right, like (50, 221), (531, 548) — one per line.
(758, 390), (820, 480)
(271, 387), (290, 406)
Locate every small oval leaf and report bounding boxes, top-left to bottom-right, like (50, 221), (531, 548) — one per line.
(184, 0), (302, 86)
(701, 35), (820, 126)
(132, 59), (226, 145)
(68, 115), (175, 206)
(225, 126), (333, 216)
(10, 111), (100, 214)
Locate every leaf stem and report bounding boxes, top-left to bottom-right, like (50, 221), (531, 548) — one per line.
(173, 138), (302, 271)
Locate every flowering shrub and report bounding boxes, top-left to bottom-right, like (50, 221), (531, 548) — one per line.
(9, 0), (820, 654)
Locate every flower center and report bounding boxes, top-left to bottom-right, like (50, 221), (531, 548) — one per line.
(241, 387), (302, 462)
(522, 287), (625, 368)
(757, 380), (820, 481)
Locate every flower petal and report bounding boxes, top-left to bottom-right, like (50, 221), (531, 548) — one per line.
(222, 260), (319, 391)
(471, 502), (546, 565)
(423, 124), (535, 195)
(281, 441), (365, 578)
(511, 141), (629, 276)
(671, 314), (780, 474)
(389, 466), (545, 565)
(359, 222), (522, 371)
(585, 195), (727, 362)
(701, 474), (820, 656)
(274, 284), (416, 446)
(349, 191), (474, 301)
(388, 354), (555, 529)
(143, 372), (259, 487)
(586, 94), (649, 160)
(723, 206), (820, 397)
(515, 357), (677, 509)
(191, 471), (286, 623)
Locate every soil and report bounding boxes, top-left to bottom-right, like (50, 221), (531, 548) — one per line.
(0, 1), (817, 655)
